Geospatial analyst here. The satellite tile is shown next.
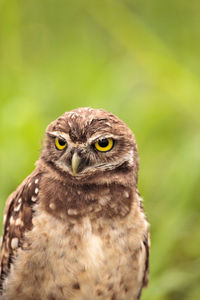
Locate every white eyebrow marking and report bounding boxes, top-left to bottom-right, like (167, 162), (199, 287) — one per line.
(88, 134), (119, 144)
(47, 131), (70, 141)
(48, 131), (85, 147)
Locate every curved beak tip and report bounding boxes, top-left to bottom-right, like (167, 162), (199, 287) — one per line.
(71, 152), (81, 176)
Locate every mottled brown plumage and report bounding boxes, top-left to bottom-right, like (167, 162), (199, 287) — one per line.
(0, 107), (150, 300)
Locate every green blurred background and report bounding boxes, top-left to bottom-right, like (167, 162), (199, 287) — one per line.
(0, 0), (200, 299)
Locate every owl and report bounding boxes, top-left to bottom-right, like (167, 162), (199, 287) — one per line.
(0, 107), (149, 300)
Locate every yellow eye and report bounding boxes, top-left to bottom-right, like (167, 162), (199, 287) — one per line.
(55, 137), (67, 150)
(94, 138), (114, 152)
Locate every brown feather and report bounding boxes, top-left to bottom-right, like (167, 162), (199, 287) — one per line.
(0, 171), (42, 292)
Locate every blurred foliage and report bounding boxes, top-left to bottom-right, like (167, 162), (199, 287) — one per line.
(0, 0), (200, 299)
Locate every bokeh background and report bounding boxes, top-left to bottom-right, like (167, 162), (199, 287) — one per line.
(0, 1), (200, 299)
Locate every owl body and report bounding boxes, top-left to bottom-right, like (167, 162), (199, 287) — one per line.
(0, 108), (149, 300)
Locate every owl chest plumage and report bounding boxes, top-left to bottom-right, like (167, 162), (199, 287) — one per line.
(2, 188), (147, 300)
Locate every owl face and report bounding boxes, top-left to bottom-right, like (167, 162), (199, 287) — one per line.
(41, 108), (138, 180)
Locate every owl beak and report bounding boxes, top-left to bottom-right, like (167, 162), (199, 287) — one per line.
(71, 152), (82, 175)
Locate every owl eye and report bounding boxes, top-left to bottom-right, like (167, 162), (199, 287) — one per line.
(55, 137), (67, 150)
(94, 138), (114, 152)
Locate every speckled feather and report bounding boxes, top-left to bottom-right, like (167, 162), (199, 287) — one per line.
(0, 108), (150, 300)
(0, 171), (42, 290)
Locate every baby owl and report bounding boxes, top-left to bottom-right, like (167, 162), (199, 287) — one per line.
(0, 107), (149, 300)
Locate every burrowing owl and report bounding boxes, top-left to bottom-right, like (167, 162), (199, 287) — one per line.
(0, 107), (149, 300)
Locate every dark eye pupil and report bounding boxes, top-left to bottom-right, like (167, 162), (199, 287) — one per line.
(58, 139), (66, 146)
(98, 139), (109, 148)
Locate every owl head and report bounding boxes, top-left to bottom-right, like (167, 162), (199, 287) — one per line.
(41, 108), (139, 185)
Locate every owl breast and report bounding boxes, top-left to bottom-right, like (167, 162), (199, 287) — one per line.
(2, 193), (147, 300)
(4, 204), (145, 300)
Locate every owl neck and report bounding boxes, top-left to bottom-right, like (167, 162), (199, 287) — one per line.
(38, 159), (137, 220)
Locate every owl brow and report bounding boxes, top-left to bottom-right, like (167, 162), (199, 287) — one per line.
(88, 134), (119, 144)
(47, 131), (69, 141)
